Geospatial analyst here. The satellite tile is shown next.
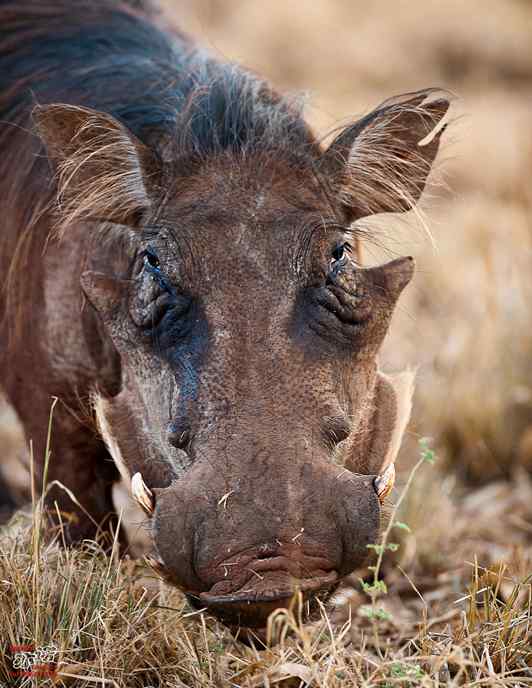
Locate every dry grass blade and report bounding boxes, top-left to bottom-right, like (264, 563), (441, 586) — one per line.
(1, 460), (529, 687)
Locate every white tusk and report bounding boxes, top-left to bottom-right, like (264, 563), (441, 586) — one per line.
(374, 463), (396, 503)
(131, 472), (154, 515)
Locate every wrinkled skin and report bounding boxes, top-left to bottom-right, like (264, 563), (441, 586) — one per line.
(73, 157), (422, 629)
(0, 1), (449, 634)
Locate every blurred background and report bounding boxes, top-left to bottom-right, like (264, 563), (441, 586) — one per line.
(162, 0), (532, 485)
(2, 0), (532, 526)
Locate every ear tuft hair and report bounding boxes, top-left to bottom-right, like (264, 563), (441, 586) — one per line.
(320, 89), (450, 221)
(33, 104), (158, 235)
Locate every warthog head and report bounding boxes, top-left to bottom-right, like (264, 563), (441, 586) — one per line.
(35, 86), (448, 632)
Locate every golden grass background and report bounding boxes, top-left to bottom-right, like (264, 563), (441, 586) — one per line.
(0, 1), (531, 685)
(165, 0), (532, 482)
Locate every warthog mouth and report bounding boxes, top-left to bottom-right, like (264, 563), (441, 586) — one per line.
(138, 466), (395, 633)
(190, 569), (339, 628)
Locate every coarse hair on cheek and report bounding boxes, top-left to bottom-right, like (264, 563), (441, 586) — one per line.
(340, 367), (416, 477)
(378, 367), (416, 472)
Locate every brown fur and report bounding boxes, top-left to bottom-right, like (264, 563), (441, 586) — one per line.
(0, 0), (449, 630)
(34, 105), (157, 234)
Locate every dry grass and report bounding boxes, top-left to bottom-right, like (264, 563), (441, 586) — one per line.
(0, 442), (530, 686)
(1, 0), (532, 685)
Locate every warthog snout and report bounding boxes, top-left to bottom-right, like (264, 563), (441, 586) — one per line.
(142, 457), (386, 628)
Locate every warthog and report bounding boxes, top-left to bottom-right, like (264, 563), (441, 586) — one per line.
(0, 0), (448, 631)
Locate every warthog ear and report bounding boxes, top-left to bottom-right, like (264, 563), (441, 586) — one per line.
(33, 104), (158, 233)
(319, 89), (449, 221)
(346, 369), (415, 475)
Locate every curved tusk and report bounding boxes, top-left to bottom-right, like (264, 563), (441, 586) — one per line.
(131, 472), (154, 515)
(374, 463), (396, 503)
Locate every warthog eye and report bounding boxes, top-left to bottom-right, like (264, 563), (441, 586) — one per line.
(308, 241), (371, 339)
(330, 242), (352, 267)
(143, 248), (161, 271)
(132, 247), (192, 337)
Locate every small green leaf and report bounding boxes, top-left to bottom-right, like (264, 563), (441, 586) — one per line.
(393, 521), (411, 533)
(419, 437), (436, 464)
(366, 543), (385, 555)
(359, 605), (392, 621)
(390, 663), (424, 679)
(359, 578), (387, 596)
